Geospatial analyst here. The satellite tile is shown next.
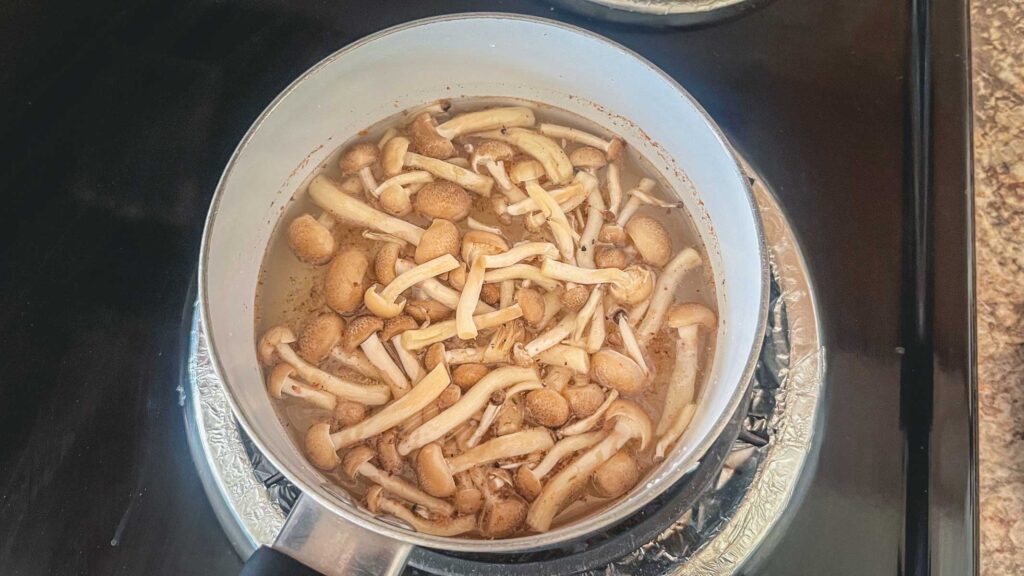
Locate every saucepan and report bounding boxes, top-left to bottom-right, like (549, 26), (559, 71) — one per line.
(200, 12), (768, 576)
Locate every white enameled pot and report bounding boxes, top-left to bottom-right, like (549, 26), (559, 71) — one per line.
(200, 13), (768, 575)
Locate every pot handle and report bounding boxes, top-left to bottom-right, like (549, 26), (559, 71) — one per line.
(241, 493), (413, 576)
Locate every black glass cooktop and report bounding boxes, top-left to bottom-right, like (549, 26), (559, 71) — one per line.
(0, 1), (974, 575)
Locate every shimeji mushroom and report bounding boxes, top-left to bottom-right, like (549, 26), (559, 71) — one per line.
(605, 160), (625, 216)
(400, 304), (524, 351)
(469, 467), (530, 539)
(380, 315), (425, 384)
(590, 449), (640, 499)
(524, 182), (579, 264)
(625, 216), (673, 268)
(452, 364), (489, 391)
(483, 264), (560, 292)
(447, 428), (554, 474)
(374, 242), (402, 286)
(304, 364), (451, 469)
(599, 178), (658, 244)
(335, 401), (368, 427)
(570, 286), (604, 343)
(480, 242), (560, 269)
(612, 309), (650, 376)
(342, 445), (455, 516)
(516, 287), (545, 327)
(267, 364), (337, 411)
(407, 298), (453, 323)
(636, 247), (703, 346)
(473, 128), (574, 185)
(453, 472), (483, 515)
(339, 143), (380, 194)
(365, 486), (477, 536)
(514, 430), (605, 501)
(526, 400), (652, 531)
(466, 381), (541, 447)
(574, 174), (606, 269)
(287, 214), (336, 265)
(569, 146), (608, 174)
(413, 181), (474, 222)
(470, 140), (521, 198)
(654, 303), (717, 460)
(364, 254), (460, 319)
(594, 247), (629, 270)
(559, 285), (590, 313)
(542, 366), (574, 393)
(397, 366), (539, 456)
(534, 344), (590, 374)
(563, 383), (608, 419)
(586, 300), (607, 354)
(506, 178), (588, 218)
(387, 145), (494, 196)
(525, 388), (571, 428)
(297, 312), (345, 364)
(259, 326), (391, 406)
(442, 320), (527, 366)
(415, 443), (457, 497)
(436, 106), (536, 140)
(539, 260), (654, 306)
(524, 312), (577, 357)
(466, 216), (505, 236)
(324, 248), (370, 314)
(616, 182), (683, 229)
(559, 389), (619, 436)
(414, 219), (461, 264)
(537, 289), (564, 330)
(407, 113), (456, 159)
(591, 349), (648, 396)
(328, 346), (383, 381)
(395, 259), (495, 315)
(537, 123), (624, 161)
(309, 175), (425, 245)
(344, 316), (410, 398)
(374, 171), (434, 216)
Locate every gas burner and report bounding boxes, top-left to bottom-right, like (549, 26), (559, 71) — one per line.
(181, 161), (824, 575)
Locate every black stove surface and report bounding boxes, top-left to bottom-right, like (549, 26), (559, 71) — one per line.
(0, 1), (975, 575)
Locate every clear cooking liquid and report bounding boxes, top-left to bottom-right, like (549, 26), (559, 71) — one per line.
(254, 97), (717, 536)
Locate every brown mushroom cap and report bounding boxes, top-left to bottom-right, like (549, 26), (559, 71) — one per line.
(494, 399), (524, 436)
(379, 185), (412, 217)
(447, 262), (468, 291)
(436, 384), (462, 409)
(407, 299), (453, 323)
(592, 349), (648, 396)
(305, 422), (341, 470)
(374, 429), (403, 474)
(297, 312), (345, 364)
(461, 231), (509, 262)
(605, 399), (654, 450)
(258, 326), (297, 366)
(409, 112), (455, 159)
(480, 283), (502, 306)
(343, 315), (384, 350)
(325, 248), (369, 314)
(564, 383), (606, 418)
(424, 342), (447, 372)
(625, 216), (673, 267)
(515, 288), (545, 327)
(509, 159), (546, 184)
(415, 443), (456, 498)
(479, 492), (528, 538)
(560, 285), (590, 312)
(598, 224), (629, 246)
(266, 363), (296, 398)
(365, 485), (385, 513)
(608, 265), (655, 305)
(452, 364), (489, 391)
(374, 242), (402, 286)
(415, 219), (461, 264)
(594, 247), (629, 270)
(287, 214), (336, 265)
(475, 140), (515, 162)
(515, 466), (543, 501)
(569, 146), (608, 170)
(339, 143), (380, 174)
(666, 303), (718, 332)
(335, 401), (368, 427)
(339, 175), (364, 196)
(341, 444), (375, 478)
(414, 181), (473, 221)
(380, 314), (418, 341)
(454, 473), (484, 514)
(590, 449), (640, 498)
(382, 136), (411, 176)
(525, 388), (571, 427)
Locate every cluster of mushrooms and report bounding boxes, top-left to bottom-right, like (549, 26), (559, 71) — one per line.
(259, 102), (716, 539)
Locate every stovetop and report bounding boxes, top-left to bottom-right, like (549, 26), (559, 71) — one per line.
(0, 1), (975, 575)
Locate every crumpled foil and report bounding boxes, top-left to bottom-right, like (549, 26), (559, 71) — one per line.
(185, 165), (825, 575)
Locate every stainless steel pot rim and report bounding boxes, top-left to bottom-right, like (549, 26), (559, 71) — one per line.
(198, 11), (770, 553)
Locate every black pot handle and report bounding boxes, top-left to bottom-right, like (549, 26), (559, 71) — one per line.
(241, 546), (323, 576)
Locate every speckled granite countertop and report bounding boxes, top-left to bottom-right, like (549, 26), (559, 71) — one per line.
(973, 1), (1024, 575)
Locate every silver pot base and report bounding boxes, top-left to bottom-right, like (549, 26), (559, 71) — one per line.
(181, 158), (824, 575)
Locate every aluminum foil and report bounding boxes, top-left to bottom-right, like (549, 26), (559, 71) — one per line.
(184, 163), (824, 574)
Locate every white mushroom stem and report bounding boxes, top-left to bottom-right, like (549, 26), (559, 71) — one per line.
(538, 290), (564, 330)
(524, 312), (577, 357)
(529, 431), (606, 479)
(270, 368), (337, 411)
(481, 242), (560, 268)
(572, 286), (605, 342)
(359, 333), (411, 398)
(391, 336), (426, 383)
(506, 182), (586, 216)
(435, 106), (536, 139)
(500, 280), (515, 310)
(540, 259), (631, 287)
(352, 459), (454, 516)
(325, 364), (450, 450)
(275, 344), (391, 405)
(401, 305), (524, 350)
(467, 217), (504, 235)
(370, 489), (476, 536)
(377, 127), (398, 148)
(484, 265), (560, 291)
(616, 178), (681, 226)
(329, 346), (384, 380)
(577, 186), (606, 270)
(656, 323), (699, 437)
(396, 259), (494, 314)
(655, 403), (697, 461)
(373, 171), (433, 198)
(535, 344), (590, 374)
(448, 428), (554, 474)
(616, 313), (650, 376)
(627, 297), (651, 327)
(483, 161), (519, 194)
(526, 182), (579, 264)
(456, 255), (487, 340)
(586, 300), (606, 354)
(309, 175), (425, 245)
(362, 230), (408, 247)
(377, 254), (460, 304)
(637, 248), (702, 345)
(537, 123), (621, 158)
(405, 152), (494, 196)
(606, 161), (624, 215)
(473, 128), (574, 184)
(467, 401), (502, 448)
(559, 390), (619, 436)
(398, 366), (540, 455)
